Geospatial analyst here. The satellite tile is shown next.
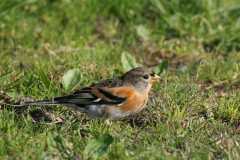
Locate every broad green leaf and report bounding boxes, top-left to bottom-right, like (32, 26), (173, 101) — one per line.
(46, 132), (72, 159)
(121, 52), (139, 71)
(154, 60), (169, 75)
(136, 25), (152, 41)
(83, 134), (114, 160)
(62, 68), (81, 91)
(0, 71), (15, 85)
(38, 68), (52, 89)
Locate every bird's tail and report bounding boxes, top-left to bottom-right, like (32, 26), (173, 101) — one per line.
(24, 96), (78, 108)
(25, 100), (61, 106)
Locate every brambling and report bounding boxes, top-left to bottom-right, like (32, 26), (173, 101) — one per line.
(25, 67), (163, 123)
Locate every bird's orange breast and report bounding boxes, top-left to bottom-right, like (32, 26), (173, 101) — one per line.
(114, 85), (151, 115)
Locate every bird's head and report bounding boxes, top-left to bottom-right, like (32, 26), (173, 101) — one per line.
(123, 67), (163, 92)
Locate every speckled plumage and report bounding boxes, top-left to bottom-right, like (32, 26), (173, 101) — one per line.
(93, 76), (124, 88)
(25, 67), (163, 123)
(123, 67), (155, 93)
(93, 67), (156, 93)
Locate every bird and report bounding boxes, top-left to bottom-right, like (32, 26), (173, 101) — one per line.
(25, 67), (163, 123)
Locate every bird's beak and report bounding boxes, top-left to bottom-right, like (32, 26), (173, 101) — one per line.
(150, 74), (164, 83)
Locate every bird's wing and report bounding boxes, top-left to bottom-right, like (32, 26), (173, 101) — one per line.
(25, 77), (134, 107)
(61, 85), (134, 105)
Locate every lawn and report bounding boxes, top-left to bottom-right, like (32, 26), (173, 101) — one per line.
(1, 0), (240, 159)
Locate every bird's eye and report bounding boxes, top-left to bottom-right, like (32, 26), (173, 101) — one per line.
(143, 75), (149, 79)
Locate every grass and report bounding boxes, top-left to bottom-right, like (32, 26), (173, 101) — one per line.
(1, 0), (240, 159)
